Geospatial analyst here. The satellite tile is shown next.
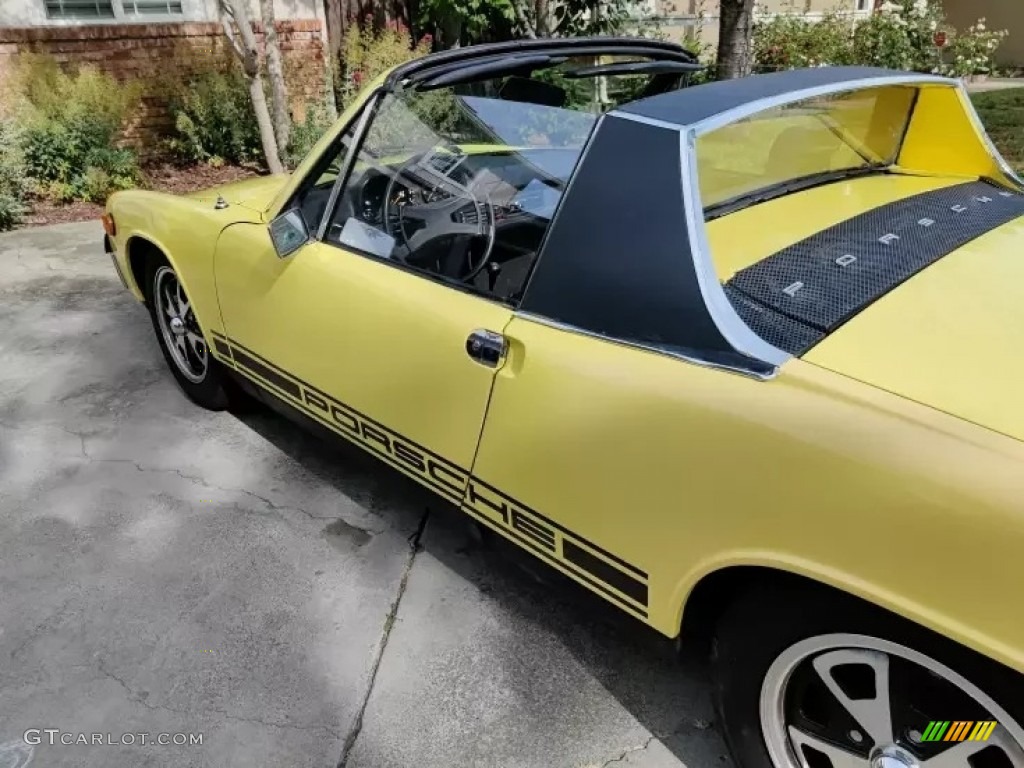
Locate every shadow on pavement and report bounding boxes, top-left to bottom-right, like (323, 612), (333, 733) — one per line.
(234, 403), (731, 768)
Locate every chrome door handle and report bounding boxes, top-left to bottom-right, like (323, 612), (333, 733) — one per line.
(465, 329), (506, 368)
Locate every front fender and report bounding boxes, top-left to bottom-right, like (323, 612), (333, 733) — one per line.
(106, 189), (262, 341)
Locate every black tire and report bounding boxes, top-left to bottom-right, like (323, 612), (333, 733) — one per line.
(145, 256), (231, 411)
(712, 582), (1024, 768)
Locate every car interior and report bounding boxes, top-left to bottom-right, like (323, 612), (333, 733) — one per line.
(292, 58), (699, 304)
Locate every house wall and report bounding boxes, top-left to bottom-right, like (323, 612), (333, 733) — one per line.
(656, 0), (870, 53)
(0, 20), (327, 153)
(0, 0), (322, 29)
(942, 0), (1024, 67)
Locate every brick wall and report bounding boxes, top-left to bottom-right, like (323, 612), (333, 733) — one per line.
(0, 20), (327, 154)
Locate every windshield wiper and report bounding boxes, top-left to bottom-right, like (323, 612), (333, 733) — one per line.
(704, 164), (890, 221)
(562, 60), (704, 78)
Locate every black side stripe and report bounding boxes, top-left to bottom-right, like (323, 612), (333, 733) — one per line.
(209, 334), (649, 608)
(219, 340), (465, 505)
(562, 540), (648, 606)
(225, 337), (467, 478)
(232, 348), (301, 399)
(467, 476), (647, 579)
(461, 503), (648, 618)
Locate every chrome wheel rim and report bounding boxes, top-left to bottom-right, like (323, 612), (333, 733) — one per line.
(154, 266), (207, 384)
(760, 633), (1024, 768)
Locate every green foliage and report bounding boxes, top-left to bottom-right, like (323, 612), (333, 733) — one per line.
(754, 10), (856, 71)
(851, 0), (946, 72)
(946, 18), (1008, 78)
(286, 103), (334, 166)
(165, 68), (264, 167)
(0, 119), (28, 231)
(339, 21), (433, 110)
(971, 88), (1024, 172)
(12, 55), (141, 203)
(750, 0), (1008, 78)
(418, 0), (514, 47)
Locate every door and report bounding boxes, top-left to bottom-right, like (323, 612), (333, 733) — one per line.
(213, 93), (515, 505)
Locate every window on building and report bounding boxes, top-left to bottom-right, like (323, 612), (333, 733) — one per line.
(44, 0), (115, 18)
(856, 0), (871, 10)
(122, 0), (184, 13)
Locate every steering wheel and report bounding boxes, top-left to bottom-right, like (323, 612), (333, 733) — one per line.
(382, 147), (496, 282)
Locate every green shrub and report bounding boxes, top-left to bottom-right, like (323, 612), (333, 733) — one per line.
(12, 56), (140, 203)
(286, 103), (334, 167)
(852, 0), (947, 72)
(165, 68), (263, 166)
(753, 11), (855, 72)
(0, 119), (28, 231)
(338, 21), (432, 110)
(946, 18), (1008, 78)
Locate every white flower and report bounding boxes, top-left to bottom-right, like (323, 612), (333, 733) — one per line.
(913, 0), (927, 11)
(929, 19), (937, 29)
(879, 1), (900, 12)
(976, 21), (986, 31)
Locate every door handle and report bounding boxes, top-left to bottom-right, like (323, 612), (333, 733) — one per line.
(466, 329), (506, 368)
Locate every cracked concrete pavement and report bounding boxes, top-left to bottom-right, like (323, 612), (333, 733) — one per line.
(0, 221), (730, 768)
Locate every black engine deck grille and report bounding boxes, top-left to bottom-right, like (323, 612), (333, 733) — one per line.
(725, 179), (1024, 355)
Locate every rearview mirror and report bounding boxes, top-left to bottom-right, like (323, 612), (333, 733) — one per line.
(269, 208), (309, 258)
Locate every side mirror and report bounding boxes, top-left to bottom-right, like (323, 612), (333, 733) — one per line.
(269, 208), (310, 258)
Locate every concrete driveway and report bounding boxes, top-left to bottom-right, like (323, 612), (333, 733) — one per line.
(0, 221), (729, 768)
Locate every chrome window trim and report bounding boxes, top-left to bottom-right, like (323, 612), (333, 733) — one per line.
(314, 89), (382, 242)
(956, 81), (1024, 189)
(514, 311), (778, 381)
(610, 111), (682, 131)
(678, 127), (790, 366)
(687, 74), (954, 136)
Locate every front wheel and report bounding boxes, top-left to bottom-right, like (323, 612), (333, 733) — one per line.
(712, 585), (1024, 768)
(147, 259), (231, 410)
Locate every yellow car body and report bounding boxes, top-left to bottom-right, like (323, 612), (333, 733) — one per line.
(105, 46), (1024, 690)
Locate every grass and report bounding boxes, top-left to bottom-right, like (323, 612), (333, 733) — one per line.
(971, 88), (1024, 172)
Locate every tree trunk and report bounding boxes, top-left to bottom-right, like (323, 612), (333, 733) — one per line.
(260, 0), (291, 155)
(249, 75), (284, 173)
(535, 0), (550, 36)
(220, 0), (284, 174)
(716, 0), (755, 80)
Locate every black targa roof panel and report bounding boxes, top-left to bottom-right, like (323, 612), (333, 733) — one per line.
(520, 114), (774, 374)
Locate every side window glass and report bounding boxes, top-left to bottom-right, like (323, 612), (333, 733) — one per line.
(323, 88), (588, 302)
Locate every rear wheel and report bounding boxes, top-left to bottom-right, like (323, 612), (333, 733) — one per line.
(147, 258), (231, 410)
(712, 586), (1024, 768)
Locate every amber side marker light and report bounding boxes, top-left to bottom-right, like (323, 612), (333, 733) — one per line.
(101, 213), (116, 237)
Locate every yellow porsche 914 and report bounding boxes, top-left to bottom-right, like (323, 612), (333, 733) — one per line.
(103, 37), (1024, 768)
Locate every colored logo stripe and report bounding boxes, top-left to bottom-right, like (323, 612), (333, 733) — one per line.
(921, 721), (949, 742)
(921, 721), (996, 742)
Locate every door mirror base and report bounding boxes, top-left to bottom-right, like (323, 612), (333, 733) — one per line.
(269, 208), (310, 258)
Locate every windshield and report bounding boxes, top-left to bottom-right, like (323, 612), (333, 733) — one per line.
(698, 85), (918, 211)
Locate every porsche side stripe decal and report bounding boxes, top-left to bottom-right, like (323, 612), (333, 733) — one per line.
(213, 338), (232, 358)
(217, 336), (467, 506)
(208, 331), (650, 615)
(465, 476), (647, 580)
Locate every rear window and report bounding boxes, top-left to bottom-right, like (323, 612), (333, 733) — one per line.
(697, 85), (918, 210)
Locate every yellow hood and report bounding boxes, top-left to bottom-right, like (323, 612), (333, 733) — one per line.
(187, 173), (291, 213)
(804, 214), (1024, 441)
